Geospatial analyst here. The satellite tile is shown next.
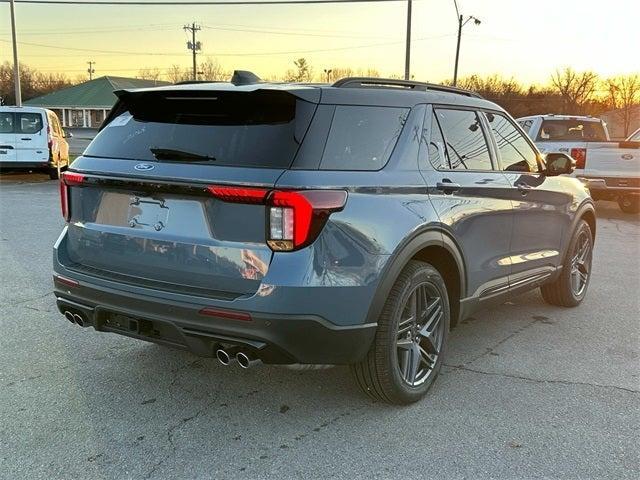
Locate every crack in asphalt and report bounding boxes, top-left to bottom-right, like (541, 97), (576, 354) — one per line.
(462, 315), (543, 366)
(444, 364), (640, 394)
(142, 364), (221, 480)
(2, 290), (54, 309)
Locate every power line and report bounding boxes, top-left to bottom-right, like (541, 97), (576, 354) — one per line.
(1, 0), (411, 5)
(0, 33), (453, 58)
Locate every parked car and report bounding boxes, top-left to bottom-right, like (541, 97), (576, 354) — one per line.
(627, 127), (640, 142)
(53, 76), (596, 404)
(517, 114), (640, 213)
(0, 106), (71, 179)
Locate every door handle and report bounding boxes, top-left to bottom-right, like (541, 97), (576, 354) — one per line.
(436, 180), (461, 194)
(515, 182), (532, 195)
(20, 138), (32, 141)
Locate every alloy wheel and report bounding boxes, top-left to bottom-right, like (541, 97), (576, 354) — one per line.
(570, 230), (591, 296)
(395, 282), (445, 386)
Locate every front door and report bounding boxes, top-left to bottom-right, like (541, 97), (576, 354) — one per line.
(419, 106), (514, 301)
(482, 112), (572, 288)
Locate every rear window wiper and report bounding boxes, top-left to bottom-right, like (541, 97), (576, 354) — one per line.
(150, 147), (216, 162)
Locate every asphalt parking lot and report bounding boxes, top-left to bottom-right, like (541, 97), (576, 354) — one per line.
(1, 174), (638, 480)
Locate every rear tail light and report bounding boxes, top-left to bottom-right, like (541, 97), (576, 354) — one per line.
(570, 148), (587, 169)
(47, 125), (53, 149)
(207, 185), (347, 251)
(59, 171), (85, 221)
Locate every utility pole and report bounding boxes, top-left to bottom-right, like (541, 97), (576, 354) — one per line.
(323, 68), (333, 83)
(87, 61), (96, 81)
(184, 23), (202, 81)
(404, 0), (412, 80)
(452, 0), (481, 86)
(9, 0), (21, 106)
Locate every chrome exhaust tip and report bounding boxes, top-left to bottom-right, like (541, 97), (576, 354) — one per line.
(216, 349), (230, 365)
(236, 352), (260, 369)
(64, 311), (76, 324)
(73, 313), (85, 327)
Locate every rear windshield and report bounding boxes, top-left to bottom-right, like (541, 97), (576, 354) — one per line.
(84, 90), (316, 168)
(537, 119), (607, 142)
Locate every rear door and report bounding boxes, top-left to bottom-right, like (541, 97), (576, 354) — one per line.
(0, 111), (17, 163)
(483, 111), (571, 285)
(62, 88), (318, 298)
(15, 111), (48, 163)
(419, 106), (514, 300)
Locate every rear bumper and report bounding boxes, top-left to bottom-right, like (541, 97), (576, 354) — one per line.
(52, 226), (381, 364)
(53, 276), (376, 364)
(0, 161), (51, 170)
(578, 177), (640, 196)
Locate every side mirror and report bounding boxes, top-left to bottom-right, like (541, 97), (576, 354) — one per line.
(545, 152), (575, 176)
(64, 131), (73, 138)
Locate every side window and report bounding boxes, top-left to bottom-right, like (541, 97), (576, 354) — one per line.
(434, 109), (493, 170)
(486, 113), (539, 173)
(17, 113), (43, 134)
(320, 106), (409, 171)
(0, 112), (14, 133)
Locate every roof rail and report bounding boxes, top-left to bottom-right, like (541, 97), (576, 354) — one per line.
(331, 77), (483, 98)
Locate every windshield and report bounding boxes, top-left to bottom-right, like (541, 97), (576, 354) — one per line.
(537, 119), (607, 142)
(84, 90), (316, 168)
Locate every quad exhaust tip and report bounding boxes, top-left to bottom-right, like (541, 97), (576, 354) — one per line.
(64, 311), (76, 324)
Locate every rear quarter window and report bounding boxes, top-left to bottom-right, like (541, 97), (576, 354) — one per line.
(18, 113), (44, 134)
(320, 106), (409, 171)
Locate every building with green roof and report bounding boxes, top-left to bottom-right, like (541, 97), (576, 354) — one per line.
(24, 76), (169, 128)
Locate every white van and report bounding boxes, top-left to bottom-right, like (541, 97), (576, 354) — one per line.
(0, 106), (71, 179)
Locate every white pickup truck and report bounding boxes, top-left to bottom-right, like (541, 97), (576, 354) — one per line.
(517, 114), (640, 213)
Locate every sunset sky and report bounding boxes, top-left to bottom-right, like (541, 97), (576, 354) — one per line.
(1, 0), (638, 85)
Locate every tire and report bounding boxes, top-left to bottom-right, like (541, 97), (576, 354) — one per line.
(540, 220), (593, 307)
(351, 260), (450, 404)
(618, 195), (640, 214)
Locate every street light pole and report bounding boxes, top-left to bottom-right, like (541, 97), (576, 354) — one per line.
(404, 0), (412, 80)
(9, 0), (21, 106)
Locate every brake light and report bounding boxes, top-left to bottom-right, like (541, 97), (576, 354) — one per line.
(59, 171), (85, 221)
(47, 125), (53, 149)
(570, 148), (587, 169)
(207, 185), (347, 251)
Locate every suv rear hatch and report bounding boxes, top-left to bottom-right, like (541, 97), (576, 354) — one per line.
(60, 86), (319, 299)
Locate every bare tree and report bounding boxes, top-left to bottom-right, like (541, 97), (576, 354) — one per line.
(605, 74), (640, 137)
(137, 67), (163, 82)
(550, 67), (599, 113)
(199, 58), (230, 82)
(166, 64), (190, 84)
(0, 61), (74, 105)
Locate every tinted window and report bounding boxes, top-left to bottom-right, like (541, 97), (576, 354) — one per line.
(85, 91), (315, 168)
(517, 119), (533, 134)
(0, 112), (13, 133)
(320, 106), (409, 170)
(434, 109), (493, 170)
(18, 113), (43, 134)
(537, 119), (607, 142)
(486, 113), (539, 173)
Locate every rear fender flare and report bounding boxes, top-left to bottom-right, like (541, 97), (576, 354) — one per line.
(364, 228), (467, 326)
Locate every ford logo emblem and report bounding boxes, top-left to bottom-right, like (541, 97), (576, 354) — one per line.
(621, 154), (634, 160)
(134, 163), (154, 171)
